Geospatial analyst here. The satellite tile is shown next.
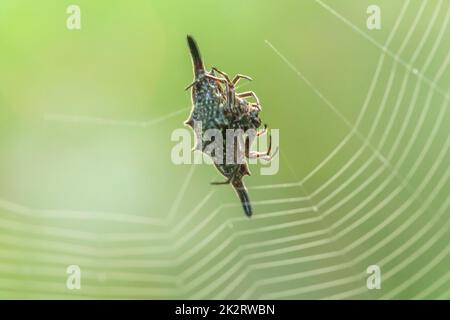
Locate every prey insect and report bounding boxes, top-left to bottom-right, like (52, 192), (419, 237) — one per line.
(184, 35), (276, 217)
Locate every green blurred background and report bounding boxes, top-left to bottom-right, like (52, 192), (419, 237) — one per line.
(0, 0), (449, 299)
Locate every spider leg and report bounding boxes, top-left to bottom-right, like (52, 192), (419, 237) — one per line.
(256, 124), (268, 137)
(210, 180), (231, 185)
(251, 146), (279, 161)
(245, 132), (278, 161)
(211, 67), (232, 85)
(210, 166), (240, 185)
(205, 74), (228, 84)
(185, 71), (231, 90)
(184, 80), (198, 91)
(232, 74), (253, 86)
(236, 91), (261, 107)
(244, 124), (267, 144)
(210, 68), (244, 112)
(251, 102), (261, 111)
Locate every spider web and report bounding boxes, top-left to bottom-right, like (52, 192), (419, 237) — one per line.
(0, 0), (449, 299)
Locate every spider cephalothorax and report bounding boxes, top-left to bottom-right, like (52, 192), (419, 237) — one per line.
(184, 35), (275, 217)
